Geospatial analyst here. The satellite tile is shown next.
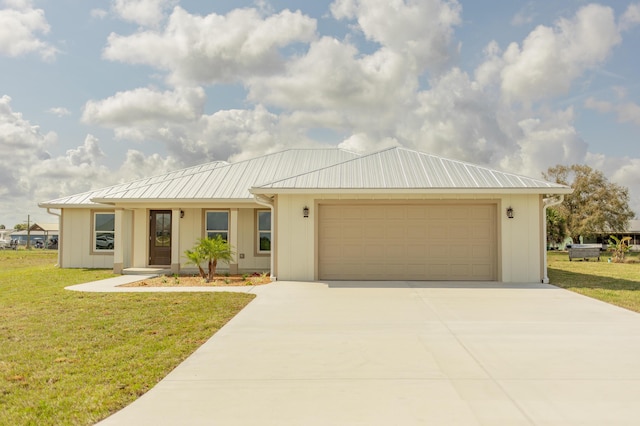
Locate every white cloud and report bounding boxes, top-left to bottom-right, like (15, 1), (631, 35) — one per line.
(82, 86), (205, 132)
(103, 7), (317, 85)
(500, 108), (588, 177)
(500, 4), (621, 102)
(90, 8), (108, 19)
(0, 0), (57, 60)
(111, 0), (177, 28)
(585, 96), (640, 126)
(46, 107), (71, 117)
(617, 102), (640, 125)
(619, 3), (640, 31)
(330, 0), (461, 71)
(248, 37), (415, 125)
(511, 3), (536, 27)
(584, 97), (613, 113)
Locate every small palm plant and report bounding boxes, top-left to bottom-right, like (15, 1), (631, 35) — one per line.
(184, 236), (235, 282)
(608, 235), (632, 263)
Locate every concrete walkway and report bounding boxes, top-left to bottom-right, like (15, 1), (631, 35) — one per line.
(83, 279), (640, 425)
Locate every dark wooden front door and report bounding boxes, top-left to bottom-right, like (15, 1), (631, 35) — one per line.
(150, 210), (171, 266)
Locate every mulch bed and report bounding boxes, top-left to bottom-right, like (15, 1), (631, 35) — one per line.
(120, 274), (271, 287)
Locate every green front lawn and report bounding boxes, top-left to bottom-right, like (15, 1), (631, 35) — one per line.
(548, 250), (640, 312)
(0, 250), (255, 425)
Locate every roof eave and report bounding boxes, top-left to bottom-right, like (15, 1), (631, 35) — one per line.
(89, 197), (258, 205)
(249, 187), (574, 196)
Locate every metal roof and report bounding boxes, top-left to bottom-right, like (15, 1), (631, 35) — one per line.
(39, 149), (360, 207)
(252, 147), (572, 194)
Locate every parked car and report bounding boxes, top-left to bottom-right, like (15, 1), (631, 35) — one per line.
(0, 239), (9, 249)
(96, 235), (114, 249)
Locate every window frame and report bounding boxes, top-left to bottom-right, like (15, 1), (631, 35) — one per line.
(255, 209), (271, 255)
(204, 210), (230, 242)
(92, 211), (115, 254)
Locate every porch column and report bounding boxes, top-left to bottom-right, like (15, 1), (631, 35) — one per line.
(229, 208), (238, 274)
(113, 209), (124, 274)
(171, 208), (181, 274)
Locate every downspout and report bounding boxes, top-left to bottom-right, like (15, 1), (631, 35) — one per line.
(45, 208), (61, 267)
(254, 193), (277, 281)
(542, 195), (564, 284)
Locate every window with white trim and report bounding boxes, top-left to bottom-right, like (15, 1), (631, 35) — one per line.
(257, 210), (271, 253)
(206, 211), (229, 241)
(94, 212), (115, 251)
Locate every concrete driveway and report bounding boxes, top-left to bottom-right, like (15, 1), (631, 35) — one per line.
(97, 281), (640, 425)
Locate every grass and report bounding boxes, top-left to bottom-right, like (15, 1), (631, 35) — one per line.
(548, 250), (640, 313)
(0, 250), (255, 425)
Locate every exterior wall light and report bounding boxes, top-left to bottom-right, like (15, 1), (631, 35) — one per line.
(506, 207), (514, 219)
(303, 206), (309, 218)
(180, 210), (185, 219)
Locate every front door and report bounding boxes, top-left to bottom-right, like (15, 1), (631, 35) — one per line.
(150, 210), (171, 266)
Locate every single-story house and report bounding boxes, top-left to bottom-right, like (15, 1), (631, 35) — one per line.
(582, 219), (640, 251)
(39, 147), (571, 283)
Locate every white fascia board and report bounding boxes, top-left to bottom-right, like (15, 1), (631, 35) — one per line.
(249, 187), (574, 196)
(89, 197), (257, 205)
(38, 202), (111, 209)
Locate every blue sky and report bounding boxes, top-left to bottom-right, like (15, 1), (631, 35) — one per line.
(1, 0), (639, 228)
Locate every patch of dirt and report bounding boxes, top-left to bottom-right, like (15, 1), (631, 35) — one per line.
(120, 274), (271, 287)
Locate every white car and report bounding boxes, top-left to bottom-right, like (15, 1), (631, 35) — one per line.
(0, 239), (9, 249)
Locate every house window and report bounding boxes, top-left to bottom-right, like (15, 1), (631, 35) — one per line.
(94, 212), (115, 251)
(257, 210), (271, 253)
(206, 211), (229, 241)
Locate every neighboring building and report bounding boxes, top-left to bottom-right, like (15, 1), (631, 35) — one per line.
(583, 219), (640, 251)
(10, 223), (59, 248)
(39, 147), (571, 283)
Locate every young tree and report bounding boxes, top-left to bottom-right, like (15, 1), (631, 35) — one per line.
(608, 235), (631, 263)
(184, 236), (235, 282)
(544, 164), (635, 243)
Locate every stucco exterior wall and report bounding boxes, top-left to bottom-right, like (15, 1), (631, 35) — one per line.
(274, 193), (544, 283)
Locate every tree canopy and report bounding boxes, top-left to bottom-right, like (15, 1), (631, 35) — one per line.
(544, 164), (635, 244)
(13, 223), (28, 231)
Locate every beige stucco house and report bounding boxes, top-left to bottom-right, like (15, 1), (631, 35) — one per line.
(39, 147), (571, 283)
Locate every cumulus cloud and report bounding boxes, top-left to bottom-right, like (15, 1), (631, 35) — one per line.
(330, 0), (461, 72)
(82, 86), (205, 132)
(619, 3), (640, 31)
(248, 36), (416, 132)
(46, 107), (71, 117)
(499, 4), (621, 102)
(585, 97), (640, 126)
(0, 0), (57, 60)
(103, 6), (317, 85)
(111, 0), (177, 28)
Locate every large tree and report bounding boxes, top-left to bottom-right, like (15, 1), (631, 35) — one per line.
(13, 223), (28, 231)
(544, 164), (635, 243)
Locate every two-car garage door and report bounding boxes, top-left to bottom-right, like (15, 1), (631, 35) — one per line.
(318, 203), (497, 281)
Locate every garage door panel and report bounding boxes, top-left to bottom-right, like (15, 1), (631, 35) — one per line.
(319, 204), (497, 281)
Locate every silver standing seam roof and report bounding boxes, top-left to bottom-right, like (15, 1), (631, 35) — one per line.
(39, 149), (361, 207)
(39, 147), (571, 209)
(251, 147), (572, 194)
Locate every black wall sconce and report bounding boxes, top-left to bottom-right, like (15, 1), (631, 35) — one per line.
(303, 206), (309, 218)
(506, 207), (514, 219)
(180, 210), (185, 219)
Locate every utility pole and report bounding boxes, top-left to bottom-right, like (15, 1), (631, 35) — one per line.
(26, 214), (31, 249)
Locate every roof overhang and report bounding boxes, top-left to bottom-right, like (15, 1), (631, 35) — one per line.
(250, 187), (574, 196)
